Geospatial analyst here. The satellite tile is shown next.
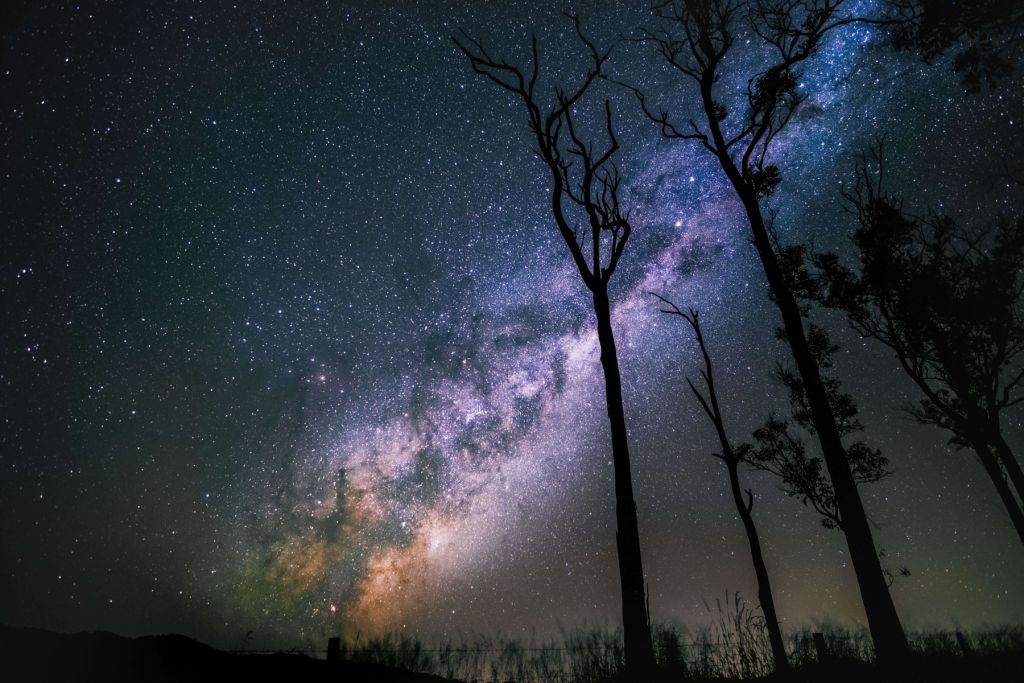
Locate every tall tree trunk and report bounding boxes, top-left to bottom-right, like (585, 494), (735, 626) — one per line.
(971, 435), (1024, 546)
(988, 426), (1024, 509)
(738, 191), (910, 661)
(592, 284), (656, 674)
(691, 63), (907, 659)
(726, 459), (791, 672)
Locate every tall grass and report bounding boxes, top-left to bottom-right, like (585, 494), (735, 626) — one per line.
(787, 622), (874, 666)
(687, 590), (774, 678)
(338, 627), (623, 682)
(334, 610), (1024, 682)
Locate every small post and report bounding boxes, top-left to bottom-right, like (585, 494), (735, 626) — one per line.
(327, 636), (340, 662)
(812, 632), (829, 663)
(955, 631), (972, 657)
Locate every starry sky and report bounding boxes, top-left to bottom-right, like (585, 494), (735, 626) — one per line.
(2, 0), (1022, 651)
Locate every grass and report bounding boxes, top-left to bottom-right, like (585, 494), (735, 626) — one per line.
(337, 627), (622, 682)
(334, 596), (1024, 682)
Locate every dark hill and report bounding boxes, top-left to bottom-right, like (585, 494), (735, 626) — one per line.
(0, 625), (455, 683)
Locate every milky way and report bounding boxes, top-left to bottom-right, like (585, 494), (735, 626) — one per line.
(2, 1), (1022, 649)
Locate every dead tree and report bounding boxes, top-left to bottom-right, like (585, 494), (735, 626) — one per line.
(625, 0), (910, 660)
(815, 143), (1024, 546)
(655, 294), (791, 674)
(454, 18), (657, 673)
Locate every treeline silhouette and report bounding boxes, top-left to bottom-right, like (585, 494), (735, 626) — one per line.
(455, 0), (1024, 679)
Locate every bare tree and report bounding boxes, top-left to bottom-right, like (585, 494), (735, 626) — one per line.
(624, 0), (910, 659)
(815, 143), (1024, 546)
(454, 18), (657, 674)
(655, 294), (791, 674)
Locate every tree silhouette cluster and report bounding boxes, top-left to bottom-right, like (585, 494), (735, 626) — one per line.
(814, 142), (1024, 544)
(633, 0), (910, 662)
(456, 0), (1023, 677)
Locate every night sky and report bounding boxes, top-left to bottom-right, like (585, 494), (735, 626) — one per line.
(2, 0), (1022, 651)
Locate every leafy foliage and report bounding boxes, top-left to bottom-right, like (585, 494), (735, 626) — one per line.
(889, 0), (1024, 92)
(814, 144), (1024, 450)
(748, 322), (890, 530)
(746, 165), (782, 197)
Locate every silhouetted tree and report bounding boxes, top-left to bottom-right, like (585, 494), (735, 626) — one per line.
(815, 143), (1024, 546)
(454, 18), (657, 674)
(655, 294), (791, 674)
(626, 0), (911, 659)
(748, 323), (891, 532)
(887, 1), (1024, 91)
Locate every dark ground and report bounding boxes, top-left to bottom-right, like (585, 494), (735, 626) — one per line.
(0, 624), (456, 683)
(3, 624), (1023, 682)
(777, 654), (1024, 683)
